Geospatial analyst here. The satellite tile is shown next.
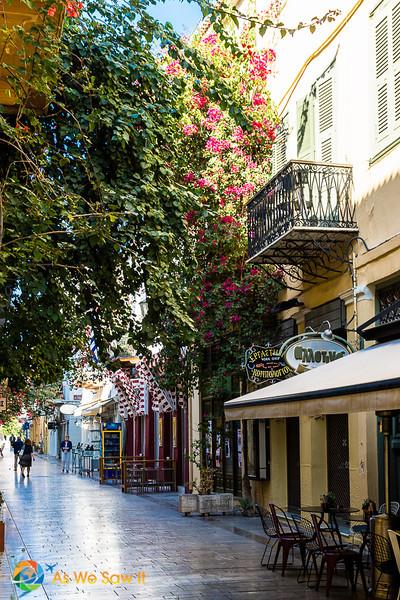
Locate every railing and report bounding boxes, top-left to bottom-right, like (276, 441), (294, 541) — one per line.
(121, 458), (176, 494)
(247, 160), (355, 261)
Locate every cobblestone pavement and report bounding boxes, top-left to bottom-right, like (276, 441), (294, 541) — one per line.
(0, 453), (366, 599)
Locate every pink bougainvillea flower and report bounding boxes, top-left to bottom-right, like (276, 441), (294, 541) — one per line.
(205, 137), (231, 154)
(225, 301), (233, 309)
(232, 126), (245, 143)
(182, 123), (199, 136)
(206, 106), (223, 123)
(250, 267), (260, 276)
(192, 93), (208, 109)
(231, 164), (239, 173)
(165, 59), (182, 76)
(231, 314), (241, 323)
(47, 5), (57, 16)
(66, 1), (83, 18)
(185, 210), (198, 223)
(220, 215), (236, 225)
(183, 171), (195, 183)
(204, 331), (214, 342)
(252, 93), (266, 106)
(202, 33), (218, 45)
(220, 255), (228, 265)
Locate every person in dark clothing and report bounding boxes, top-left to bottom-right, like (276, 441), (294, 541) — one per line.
(13, 437), (24, 471)
(19, 439), (34, 478)
(60, 436), (73, 473)
(9, 435), (15, 451)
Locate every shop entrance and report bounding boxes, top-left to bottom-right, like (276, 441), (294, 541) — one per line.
(286, 417), (301, 511)
(327, 414), (350, 508)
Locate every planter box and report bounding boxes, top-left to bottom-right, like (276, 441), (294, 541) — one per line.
(197, 494), (217, 516)
(218, 493), (234, 514)
(178, 492), (234, 516)
(179, 494), (198, 516)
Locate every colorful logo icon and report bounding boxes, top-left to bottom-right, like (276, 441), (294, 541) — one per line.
(13, 560), (44, 596)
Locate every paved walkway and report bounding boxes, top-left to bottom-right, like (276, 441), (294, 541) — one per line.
(0, 453), (365, 599)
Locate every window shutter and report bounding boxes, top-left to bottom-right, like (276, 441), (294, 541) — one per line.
(375, 15), (390, 139)
(272, 119), (288, 174)
(296, 92), (315, 160)
(317, 77), (333, 162)
(392, 2), (400, 124)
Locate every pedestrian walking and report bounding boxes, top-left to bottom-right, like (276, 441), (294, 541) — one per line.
(9, 434), (15, 452)
(60, 435), (72, 473)
(0, 439), (4, 457)
(19, 439), (34, 478)
(13, 437), (24, 471)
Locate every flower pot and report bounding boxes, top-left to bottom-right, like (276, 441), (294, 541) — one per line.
(178, 494), (198, 516)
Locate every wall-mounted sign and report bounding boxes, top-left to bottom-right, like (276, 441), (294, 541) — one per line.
(244, 345), (292, 385)
(282, 338), (351, 374)
(0, 397), (6, 412)
(244, 332), (353, 385)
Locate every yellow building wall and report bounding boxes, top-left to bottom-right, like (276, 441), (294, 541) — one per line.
(251, 419), (287, 508)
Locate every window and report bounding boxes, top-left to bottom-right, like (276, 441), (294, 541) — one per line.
(246, 419), (270, 480)
(373, 0), (400, 152)
(296, 68), (334, 163)
(272, 116), (288, 174)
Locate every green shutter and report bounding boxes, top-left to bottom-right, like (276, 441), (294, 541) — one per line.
(296, 92), (315, 160)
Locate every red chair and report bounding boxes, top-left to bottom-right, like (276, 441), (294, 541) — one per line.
(269, 504), (307, 576)
(311, 513), (368, 597)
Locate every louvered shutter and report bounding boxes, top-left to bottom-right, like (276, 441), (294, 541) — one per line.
(317, 77), (334, 162)
(375, 15), (389, 140)
(272, 119), (288, 174)
(392, 2), (400, 126)
(296, 92), (315, 160)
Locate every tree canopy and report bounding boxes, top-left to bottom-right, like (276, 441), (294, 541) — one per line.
(0, 0), (339, 394)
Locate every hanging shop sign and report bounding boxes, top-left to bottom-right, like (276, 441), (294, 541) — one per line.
(244, 345), (292, 385)
(244, 331), (353, 385)
(282, 337), (351, 374)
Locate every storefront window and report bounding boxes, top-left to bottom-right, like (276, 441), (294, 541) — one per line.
(247, 419), (270, 480)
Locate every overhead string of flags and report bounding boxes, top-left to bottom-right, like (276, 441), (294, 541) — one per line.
(85, 325), (185, 417)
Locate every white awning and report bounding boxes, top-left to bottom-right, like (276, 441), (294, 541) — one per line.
(224, 340), (400, 421)
(80, 396), (117, 417)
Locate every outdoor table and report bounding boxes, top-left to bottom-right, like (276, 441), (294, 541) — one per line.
(301, 505), (359, 546)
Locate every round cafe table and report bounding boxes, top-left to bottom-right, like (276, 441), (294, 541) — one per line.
(301, 505), (359, 546)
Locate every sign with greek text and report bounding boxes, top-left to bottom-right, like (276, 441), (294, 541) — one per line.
(283, 338), (350, 373)
(244, 333), (352, 385)
(244, 345), (293, 385)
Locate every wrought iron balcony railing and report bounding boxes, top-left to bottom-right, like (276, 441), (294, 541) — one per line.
(247, 160), (357, 265)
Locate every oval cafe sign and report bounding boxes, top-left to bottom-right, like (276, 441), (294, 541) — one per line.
(245, 332), (353, 385)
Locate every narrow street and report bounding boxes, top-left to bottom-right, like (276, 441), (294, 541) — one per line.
(0, 453), (365, 600)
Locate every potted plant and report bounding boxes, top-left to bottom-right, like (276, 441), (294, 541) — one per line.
(362, 498), (377, 521)
(239, 497), (255, 517)
(320, 491), (337, 511)
(178, 423), (233, 516)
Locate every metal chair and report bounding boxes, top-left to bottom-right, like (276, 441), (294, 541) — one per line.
(311, 513), (367, 597)
(269, 503), (306, 576)
(368, 532), (397, 599)
(388, 530), (400, 600)
(255, 504), (279, 568)
(292, 514), (320, 585)
(379, 502), (400, 515)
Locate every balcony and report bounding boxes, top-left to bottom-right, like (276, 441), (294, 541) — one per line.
(247, 161), (358, 271)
